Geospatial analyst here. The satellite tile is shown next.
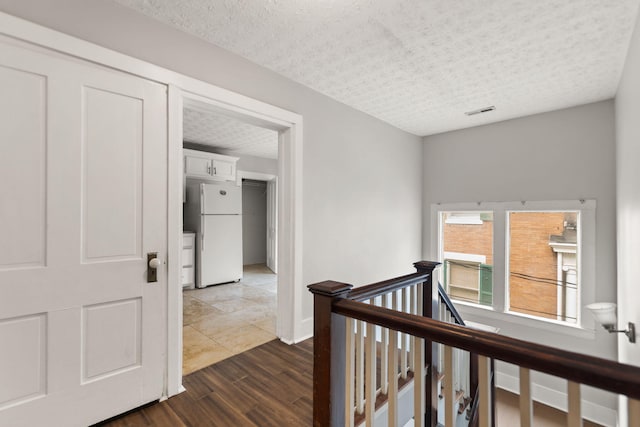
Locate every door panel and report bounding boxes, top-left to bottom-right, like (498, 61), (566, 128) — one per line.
(0, 38), (167, 426)
(0, 314), (46, 409)
(82, 298), (142, 382)
(83, 87), (143, 261)
(0, 65), (46, 269)
(211, 158), (234, 178)
(184, 155), (211, 178)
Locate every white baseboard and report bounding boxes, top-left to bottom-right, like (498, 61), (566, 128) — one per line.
(294, 317), (313, 343)
(279, 317), (313, 345)
(496, 371), (617, 426)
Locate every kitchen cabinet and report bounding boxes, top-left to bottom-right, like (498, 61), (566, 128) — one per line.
(182, 232), (196, 288)
(184, 149), (238, 182)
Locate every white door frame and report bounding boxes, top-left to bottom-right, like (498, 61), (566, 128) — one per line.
(0, 11), (304, 401)
(167, 87), (304, 396)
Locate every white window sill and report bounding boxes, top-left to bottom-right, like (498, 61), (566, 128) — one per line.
(450, 300), (597, 340)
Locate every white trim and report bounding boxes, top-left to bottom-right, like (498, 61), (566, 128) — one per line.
(443, 251), (486, 264)
(444, 212), (483, 225)
(236, 170), (276, 185)
(173, 90), (303, 395)
(0, 13), (301, 125)
(167, 84), (184, 398)
(496, 371), (617, 427)
(0, 11), (304, 399)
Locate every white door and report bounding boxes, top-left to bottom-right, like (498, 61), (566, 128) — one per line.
(0, 38), (167, 426)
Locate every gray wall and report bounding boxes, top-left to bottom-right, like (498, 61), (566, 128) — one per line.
(423, 100), (617, 351)
(242, 180), (267, 265)
(423, 101), (618, 416)
(0, 1), (423, 323)
(616, 8), (640, 375)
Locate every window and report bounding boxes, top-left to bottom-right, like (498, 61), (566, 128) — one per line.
(435, 201), (595, 327)
(441, 211), (493, 307)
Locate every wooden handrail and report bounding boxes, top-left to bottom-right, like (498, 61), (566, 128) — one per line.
(333, 298), (640, 400)
(347, 271), (429, 302)
(309, 261), (442, 427)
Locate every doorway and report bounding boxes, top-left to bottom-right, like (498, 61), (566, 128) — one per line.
(179, 115), (279, 374)
(167, 87), (302, 388)
(167, 86), (303, 396)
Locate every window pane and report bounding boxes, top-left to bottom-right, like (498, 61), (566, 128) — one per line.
(507, 211), (579, 323)
(441, 211), (493, 306)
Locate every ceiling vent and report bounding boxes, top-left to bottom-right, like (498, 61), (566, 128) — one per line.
(465, 106), (496, 116)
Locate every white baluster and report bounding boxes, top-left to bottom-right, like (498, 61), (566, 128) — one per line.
(453, 347), (460, 397)
(365, 321), (376, 426)
(388, 328), (399, 427)
(462, 350), (470, 403)
(381, 294), (388, 395)
(519, 367), (532, 427)
(413, 335), (425, 427)
(567, 381), (581, 427)
(345, 317), (355, 427)
(438, 342), (444, 384)
(401, 288), (408, 379)
(409, 285), (416, 372)
(356, 320), (365, 414)
(444, 345), (456, 427)
(478, 355), (492, 427)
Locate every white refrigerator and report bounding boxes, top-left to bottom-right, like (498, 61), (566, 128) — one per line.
(184, 180), (243, 287)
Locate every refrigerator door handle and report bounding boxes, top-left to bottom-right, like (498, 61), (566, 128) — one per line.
(201, 215), (205, 251)
(200, 183), (205, 215)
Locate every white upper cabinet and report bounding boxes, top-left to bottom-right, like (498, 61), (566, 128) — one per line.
(183, 149), (238, 182)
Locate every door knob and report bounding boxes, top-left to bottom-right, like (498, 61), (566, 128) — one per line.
(147, 252), (160, 283)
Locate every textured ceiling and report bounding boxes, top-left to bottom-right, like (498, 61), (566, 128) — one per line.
(116, 0), (640, 136)
(183, 108), (278, 159)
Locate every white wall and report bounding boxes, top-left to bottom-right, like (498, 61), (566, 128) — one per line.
(423, 100), (618, 420)
(0, 1), (423, 327)
(615, 0), (640, 380)
(236, 155), (278, 177)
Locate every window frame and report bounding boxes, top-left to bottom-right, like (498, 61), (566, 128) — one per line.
(431, 200), (596, 336)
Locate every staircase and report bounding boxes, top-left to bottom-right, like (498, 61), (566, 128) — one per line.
(309, 261), (491, 427)
(308, 260), (640, 427)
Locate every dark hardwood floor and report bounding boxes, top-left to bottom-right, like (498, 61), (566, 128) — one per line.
(96, 339), (313, 427)
(93, 337), (605, 427)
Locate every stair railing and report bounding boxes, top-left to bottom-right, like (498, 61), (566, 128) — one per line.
(308, 260), (640, 427)
(308, 261), (468, 427)
(346, 264), (435, 426)
(437, 283), (483, 425)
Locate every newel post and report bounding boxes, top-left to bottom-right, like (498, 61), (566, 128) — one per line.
(414, 261), (441, 427)
(308, 280), (353, 427)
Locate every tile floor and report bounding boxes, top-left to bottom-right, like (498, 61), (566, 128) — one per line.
(182, 264), (277, 375)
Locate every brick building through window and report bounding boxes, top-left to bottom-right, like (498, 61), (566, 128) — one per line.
(440, 210), (580, 324)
